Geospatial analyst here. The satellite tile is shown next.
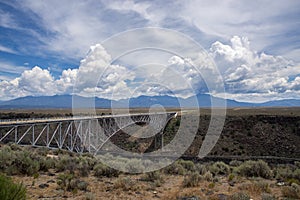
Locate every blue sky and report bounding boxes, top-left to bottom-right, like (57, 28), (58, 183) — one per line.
(0, 0), (299, 102)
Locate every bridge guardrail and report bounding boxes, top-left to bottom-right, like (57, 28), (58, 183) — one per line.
(0, 112), (177, 125)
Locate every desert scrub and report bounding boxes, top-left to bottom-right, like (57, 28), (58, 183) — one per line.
(164, 161), (186, 175)
(0, 174), (26, 200)
(229, 160), (243, 167)
(274, 165), (300, 183)
(293, 168), (300, 182)
(124, 158), (145, 173)
(203, 171), (213, 181)
(93, 163), (120, 178)
(182, 172), (201, 188)
(0, 145), (17, 174)
(274, 165), (294, 180)
(14, 151), (40, 176)
(295, 161), (300, 168)
(196, 163), (207, 175)
(229, 192), (250, 200)
(254, 181), (271, 193)
(177, 159), (196, 172)
(82, 156), (97, 170)
(57, 173), (89, 192)
(57, 173), (75, 191)
(0, 146), (41, 175)
(238, 181), (270, 195)
(55, 155), (79, 173)
(38, 157), (56, 172)
(77, 157), (91, 177)
(141, 171), (164, 187)
(114, 177), (139, 191)
(228, 173), (235, 181)
(208, 161), (230, 176)
(208, 182), (216, 189)
(261, 193), (276, 200)
(141, 171), (163, 182)
(281, 183), (300, 199)
(85, 192), (95, 200)
(8, 142), (23, 151)
(235, 160), (272, 179)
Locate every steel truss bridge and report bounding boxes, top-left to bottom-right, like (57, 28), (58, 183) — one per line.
(0, 112), (177, 155)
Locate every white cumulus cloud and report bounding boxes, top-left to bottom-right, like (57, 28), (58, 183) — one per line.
(0, 66), (78, 100)
(74, 44), (135, 99)
(1, 38), (299, 102)
(210, 36), (300, 102)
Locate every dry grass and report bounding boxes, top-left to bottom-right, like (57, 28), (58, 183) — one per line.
(8, 171), (290, 199)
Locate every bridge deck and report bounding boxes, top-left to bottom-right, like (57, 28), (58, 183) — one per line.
(0, 112), (177, 126)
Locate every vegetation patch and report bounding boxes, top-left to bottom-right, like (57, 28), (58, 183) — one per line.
(0, 174), (26, 200)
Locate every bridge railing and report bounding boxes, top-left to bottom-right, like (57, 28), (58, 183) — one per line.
(0, 116), (73, 123)
(0, 112), (177, 125)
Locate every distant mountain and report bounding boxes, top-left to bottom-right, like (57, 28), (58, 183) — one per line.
(257, 99), (300, 107)
(127, 95), (181, 107)
(0, 94), (299, 109)
(0, 95), (113, 109)
(0, 95), (73, 109)
(183, 93), (255, 107)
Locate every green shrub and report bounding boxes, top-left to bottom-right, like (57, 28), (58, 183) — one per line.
(77, 159), (90, 177)
(256, 181), (270, 193)
(57, 173), (75, 191)
(203, 171), (213, 182)
(8, 143), (22, 151)
(238, 181), (270, 195)
(196, 163), (207, 175)
(229, 192), (250, 200)
(236, 160), (272, 179)
(14, 151), (40, 176)
(0, 174), (26, 200)
(0, 146), (17, 174)
(55, 155), (78, 173)
(57, 173), (88, 192)
(83, 156), (97, 170)
(39, 157), (55, 172)
(209, 161), (230, 176)
(164, 162), (186, 175)
(124, 158), (145, 173)
(141, 171), (163, 182)
(229, 160), (243, 167)
(274, 166), (293, 180)
(208, 182), (215, 188)
(275, 165), (300, 183)
(114, 177), (138, 191)
(228, 173), (235, 182)
(261, 193), (276, 200)
(93, 163), (119, 178)
(281, 183), (300, 199)
(293, 169), (300, 182)
(294, 161), (300, 168)
(75, 180), (88, 191)
(85, 192), (95, 200)
(182, 172), (201, 188)
(141, 171), (164, 187)
(177, 160), (196, 172)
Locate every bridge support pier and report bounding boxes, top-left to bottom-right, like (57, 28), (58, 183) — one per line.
(154, 131), (164, 151)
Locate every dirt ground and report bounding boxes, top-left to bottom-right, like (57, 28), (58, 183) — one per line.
(12, 171), (286, 200)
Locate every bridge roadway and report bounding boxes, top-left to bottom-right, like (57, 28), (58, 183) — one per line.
(0, 112), (178, 126)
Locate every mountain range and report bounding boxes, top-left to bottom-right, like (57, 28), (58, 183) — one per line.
(0, 94), (299, 109)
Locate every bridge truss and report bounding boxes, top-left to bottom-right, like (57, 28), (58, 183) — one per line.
(0, 113), (177, 155)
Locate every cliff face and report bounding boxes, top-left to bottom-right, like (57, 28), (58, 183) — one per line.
(109, 114), (300, 159)
(185, 115), (300, 158)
